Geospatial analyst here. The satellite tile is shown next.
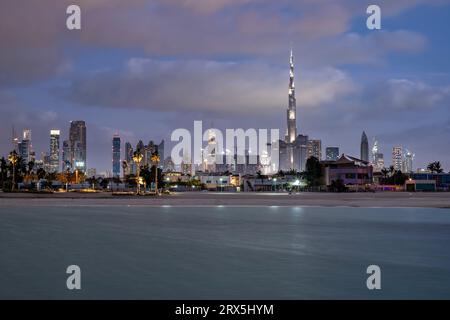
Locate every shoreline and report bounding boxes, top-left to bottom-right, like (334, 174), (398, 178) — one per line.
(1, 191), (450, 208)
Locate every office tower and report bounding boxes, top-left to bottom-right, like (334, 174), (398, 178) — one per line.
(392, 146), (403, 171)
(62, 140), (71, 171)
(293, 134), (309, 172)
(307, 139), (322, 160)
(124, 142), (134, 175)
(403, 149), (415, 173)
(18, 129), (32, 164)
(371, 139), (384, 172)
(49, 130), (60, 173)
(112, 134), (121, 178)
(360, 131), (369, 162)
(326, 147), (339, 161)
(69, 121), (87, 172)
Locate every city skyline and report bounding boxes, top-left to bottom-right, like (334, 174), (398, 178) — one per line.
(1, 1), (450, 173)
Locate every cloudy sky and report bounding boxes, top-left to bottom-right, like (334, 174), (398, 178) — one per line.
(1, 0), (449, 173)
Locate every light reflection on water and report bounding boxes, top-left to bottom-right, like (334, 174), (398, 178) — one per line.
(0, 205), (449, 299)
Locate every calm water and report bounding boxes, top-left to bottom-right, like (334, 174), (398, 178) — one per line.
(0, 205), (450, 299)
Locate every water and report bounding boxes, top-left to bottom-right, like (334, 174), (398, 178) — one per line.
(1, 205), (450, 299)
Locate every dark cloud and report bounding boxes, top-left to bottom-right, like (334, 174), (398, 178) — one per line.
(0, 0), (441, 88)
(57, 58), (356, 116)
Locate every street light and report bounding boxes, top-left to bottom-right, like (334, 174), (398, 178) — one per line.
(132, 151), (143, 195)
(151, 152), (160, 195)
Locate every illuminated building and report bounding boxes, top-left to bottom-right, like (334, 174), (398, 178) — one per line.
(49, 129), (60, 173)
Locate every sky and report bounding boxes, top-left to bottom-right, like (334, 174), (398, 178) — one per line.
(1, 0), (449, 174)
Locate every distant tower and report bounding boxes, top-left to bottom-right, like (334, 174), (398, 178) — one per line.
(112, 134), (121, 178)
(62, 140), (71, 171)
(403, 149), (415, 173)
(392, 146), (403, 171)
(360, 131), (369, 162)
(326, 147), (339, 161)
(307, 140), (322, 160)
(49, 130), (60, 173)
(286, 48), (297, 144)
(371, 139), (384, 172)
(69, 121), (87, 172)
(18, 129), (32, 164)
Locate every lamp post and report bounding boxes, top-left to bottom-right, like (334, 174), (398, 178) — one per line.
(151, 152), (160, 195)
(133, 151), (143, 195)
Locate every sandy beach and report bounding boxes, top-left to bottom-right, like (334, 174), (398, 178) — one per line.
(0, 191), (449, 208)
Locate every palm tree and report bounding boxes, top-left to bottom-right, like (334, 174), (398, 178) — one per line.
(132, 150), (143, 194)
(8, 151), (19, 191)
(389, 166), (395, 177)
(427, 161), (444, 174)
(0, 157), (7, 189)
(151, 152), (160, 194)
(381, 167), (389, 180)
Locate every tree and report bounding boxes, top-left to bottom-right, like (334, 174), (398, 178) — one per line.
(37, 168), (46, 180)
(381, 167), (389, 180)
(427, 161), (444, 174)
(8, 151), (20, 191)
(0, 157), (7, 189)
(330, 179), (347, 192)
(305, 156), (322, 187)
(151, 152), (161, 194)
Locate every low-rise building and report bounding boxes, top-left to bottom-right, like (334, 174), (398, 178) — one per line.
(410, 173), (450, 191)
(321, 154), (373, 187)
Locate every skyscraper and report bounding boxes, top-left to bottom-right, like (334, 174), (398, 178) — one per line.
(392, 146), (403, 171)
(279, 49), (308, 172)
(18, 129), (32, 165)
(62, 140), (71, 171)
(112, 134), (121, 178)
(124, 142), (134, 175)
(286, 48), (297, 144)
(307, 140), (322, 160)
(360, 131), (369, 162)
(49, 130), (60, 173)
(69, 121), (87, 173)
(326, 147), (339, 161)
(403, 149), (415, 173)
(371, 139), (384, 172)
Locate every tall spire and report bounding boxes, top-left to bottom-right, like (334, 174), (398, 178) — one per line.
(286, 47), (297, 143)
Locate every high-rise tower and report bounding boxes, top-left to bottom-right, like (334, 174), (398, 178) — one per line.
(360, 131), (369, 162)
(49, 130), (60, 173)
(286, 49), (297, 144)
(112, 134), (121, 178)
(392, 146), (403, 171)
(69, 121), (87, 173)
